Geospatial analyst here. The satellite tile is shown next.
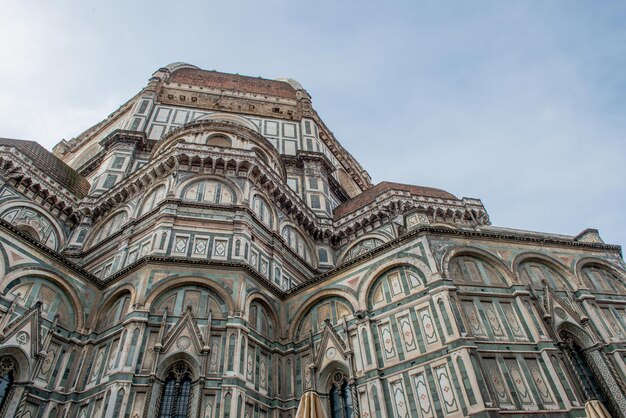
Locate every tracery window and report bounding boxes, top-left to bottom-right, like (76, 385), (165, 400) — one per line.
(0, 357), (15, 414)
(1, 206), (60, 250)
(158, 363), (193, 418)
(449, 255), (507, 286)
(182, 179), (234, 204)
(328, 372), (353, 418)
(252, 195), (273, 228)
(139, 185), (166, 216)
(342, 238), (383, 263)
(281, 226), (312, 263)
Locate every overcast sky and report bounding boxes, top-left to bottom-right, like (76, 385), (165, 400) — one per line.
(0, 1), (624, 247)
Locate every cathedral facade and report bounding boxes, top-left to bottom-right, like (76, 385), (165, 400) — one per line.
(0, 62), (624, 418)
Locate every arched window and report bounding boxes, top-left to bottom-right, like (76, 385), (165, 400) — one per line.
(449, 255), (507, 286)
(126, 328), (140, 367)
(139, 185), (166, 216)
(342, 238), (384, 263)
(252, 195), (273, 228)
(248, 300), (275, 339)
(0, 358), (15, 414)
(112, 389), (125, 417)
(281, 226), (312, 263)
(328, 372), (353, 418)
(1, 206), (61, 250)
(581, 265), (626, 294)
(49, 407), (59, 418)
(182, 179), (234, 204)
(158, 363), (193, 418)
(518, 260), (570, 290)
(90, 211), (128, 246)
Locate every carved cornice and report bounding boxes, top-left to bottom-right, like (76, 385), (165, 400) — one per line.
(0, 147), (83, 224)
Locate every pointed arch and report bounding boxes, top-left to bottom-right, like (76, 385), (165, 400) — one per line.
(0, 346), (31, 382)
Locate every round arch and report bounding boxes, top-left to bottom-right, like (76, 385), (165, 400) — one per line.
(279, 221), (317, 266)
(244, 292), (279, 324)
(512, 252), (576, 289)
(245, 292), (280, 339)
(357, 255), (432, 311)
(94, 284), (136, 330)
(156, 351), (202, 381)
(575, 257), (626, 291)
(441, 246), (515, 286)
(195, 113), (259, 132)
(175, 174), (243, 203)
(142, 276), (236, 314)
(338, 233), (389, 265)
(99, 283), (137, 311)
(249, 191), (277, 231)
(556, 321), (596, 348)
(86, 207), (131, 249)
(136, 181), (169, 218)
(0, 268), (86, 331)
(0, 346), (31, 382)
(288, 291), (357, 341)
(318, 360), (351, 393)
(152, 120), (287, 179)
(0, 201), (66, 250)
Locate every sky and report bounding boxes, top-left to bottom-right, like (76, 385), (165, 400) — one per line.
(0, 1), (624, 247)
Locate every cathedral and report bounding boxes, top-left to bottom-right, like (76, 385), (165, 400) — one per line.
(0, 62), (624, 418)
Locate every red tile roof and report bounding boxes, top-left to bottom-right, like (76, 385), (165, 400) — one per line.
(334, 181), (457, 218)
(0, 138), (90, 197)
(168, 68), (298, 100)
